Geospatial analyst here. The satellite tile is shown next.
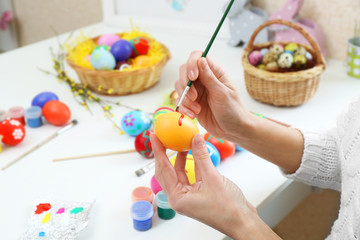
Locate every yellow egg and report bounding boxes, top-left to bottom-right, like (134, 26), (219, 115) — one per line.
(170, 154), (195, 184)
(133, 55), (152, 68)
(154, 111), (199, 151)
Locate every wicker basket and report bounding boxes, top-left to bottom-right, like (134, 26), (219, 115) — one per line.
(67, 36), (171, 96)
(242, 19), (326, 106)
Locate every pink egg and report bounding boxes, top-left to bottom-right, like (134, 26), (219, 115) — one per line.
(97, 34), (121, 47)
(248, 50), (263, 66)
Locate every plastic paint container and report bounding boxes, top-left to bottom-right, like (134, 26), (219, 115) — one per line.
(131, 186), (154, 203)
(155, 191), (176, 220)
(150, 175), (162, 194)
(25, 106), (43, 128)
(0, 110), (6, 122)
(131, 200), (153, 231)
(7, 106), (25, 125)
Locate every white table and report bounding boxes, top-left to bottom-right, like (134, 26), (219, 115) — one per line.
(1, 22), (359, 240)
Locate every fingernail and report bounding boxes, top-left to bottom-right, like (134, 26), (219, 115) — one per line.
(185, 111), (194, 119)
(188, 70), (196, 80)
(193, 133), (205, 147)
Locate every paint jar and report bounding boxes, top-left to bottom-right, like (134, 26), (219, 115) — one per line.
(25, 106), (43, 128)
(347, 37), (360, 79)
(131, 200), (153, 231)
(150, 175), (162, 194)
(7, 106), (25, 125)
(0, 110), (6, 122)
(155, 190), (176, 220)
(131, 186), (154, 203)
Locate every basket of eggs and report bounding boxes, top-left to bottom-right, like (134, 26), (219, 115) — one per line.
(242, 19), (326, 106)
(66, 30), (170, 96)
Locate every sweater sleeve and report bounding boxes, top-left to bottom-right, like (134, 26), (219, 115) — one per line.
(282, 129), (341, 192)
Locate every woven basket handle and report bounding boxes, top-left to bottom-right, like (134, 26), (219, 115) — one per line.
(245, 19), (324, 65)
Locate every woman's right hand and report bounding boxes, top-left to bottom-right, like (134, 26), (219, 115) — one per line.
(175, 51), (253, 141)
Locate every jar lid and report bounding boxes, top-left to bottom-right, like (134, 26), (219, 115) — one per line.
(7, 106), (25, 118)
(131, 186), (154, 203)
(25, 106), (42, 118)
(0, 110), (6, 122)
(131, 200), (153, 221)
(155, 190), (171, 209)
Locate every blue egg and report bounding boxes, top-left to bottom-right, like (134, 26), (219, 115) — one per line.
(91, 48), (116, 70)
(121, 111), (152, 136)
(189, 141), (221, 167)
(32, 91), (59, 108)
(110, 40), (133, 62)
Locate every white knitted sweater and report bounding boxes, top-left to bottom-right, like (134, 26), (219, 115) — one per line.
(285, 96), (360, 239)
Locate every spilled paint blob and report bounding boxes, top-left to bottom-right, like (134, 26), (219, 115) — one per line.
(42, 213), (51, 224)
(70, 207), (84, 214)
(56, 208), (65, 214)
(35, 203), (52, 214)
(178, 114), (184, 126)
(39, 232), (45, 237)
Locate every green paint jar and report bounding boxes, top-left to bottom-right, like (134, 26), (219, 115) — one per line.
(347, 37), (360, 79)
(155, 191), (176, 220)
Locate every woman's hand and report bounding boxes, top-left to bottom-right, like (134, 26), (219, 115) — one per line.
(151, 133), (281, 239)
(175, 51), (253, 141)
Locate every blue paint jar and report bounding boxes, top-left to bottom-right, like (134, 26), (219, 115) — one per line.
(25, 106), (43, 128)
(131, 200), (153, 231)
(155, 190), (176, 220)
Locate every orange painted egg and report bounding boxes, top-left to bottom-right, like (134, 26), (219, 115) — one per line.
(154, 112), (199, 151)
(170, 154), (195, 184)
(133, 55), (152, 68)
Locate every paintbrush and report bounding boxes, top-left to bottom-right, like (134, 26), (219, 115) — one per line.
(175, 0), (235, 112)
(2, 120), (78, 170)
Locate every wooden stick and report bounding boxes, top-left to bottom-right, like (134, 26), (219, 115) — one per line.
(53, 148), (136, 162)
(2, 120), (78, 170)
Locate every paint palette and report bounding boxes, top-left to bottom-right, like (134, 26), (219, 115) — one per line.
(22, 199), (94, 239)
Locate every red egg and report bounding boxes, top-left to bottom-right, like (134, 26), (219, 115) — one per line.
(130, 37), (150, 58)
(135, 130), (154, 158)
(204, 132), (235, 160)
(43, 100), (71, 126)
(0, 119), (25, 146)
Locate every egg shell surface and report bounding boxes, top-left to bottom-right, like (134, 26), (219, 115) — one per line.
(121, 111), (152, 137)
(97, 34), (121, 47)
(110, 39), (133, 62)
(32, 92), (59, 109)
(90, 48), (116, 70)
(134, 129), (154, 158)
(42, 100), (71, 126)
(204, 133), (235, 160)
(154, 111), (199, 152)
(0, 119), (25, 145)
(170, 154), (195, 184)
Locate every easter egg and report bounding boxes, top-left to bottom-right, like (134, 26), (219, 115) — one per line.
(152, 107), (174, 126)
(94, 45), (110, 51)
(85, 55), (91, 62)
(130, 37), (150, 58)
(293, 46), (307, 56)
(32, 92), (59, 109)
(150, 175), (162, 194)
(135, 130), (154, 158)
(204, 133), (235, 160)
(91, 48), (116, 70)
(266, 62), (279, 72)
(154, 112), (199, 152)
(263, 52), (278, 65)
(277, 52), (293, 68)
(284, 43), (298, 53)
(269, 44), (284, 55)
(170, 154), (195, 184)
(97, 34), (121, 47)
(293, 54), (307, 68)
(0, 119), (25, 146)
(248, 50), (262, 66)
(110, 39), (133, 62)
(121, 111), (152, 137)
(42, 100), (71, 126)
(133, 55), (152, 68)
(257, 64), (266, 70)
(260, 48), (269, 56)
(189, 141), (220, 167)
